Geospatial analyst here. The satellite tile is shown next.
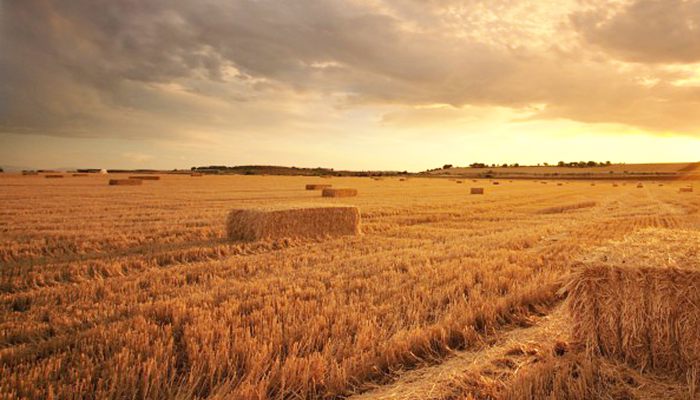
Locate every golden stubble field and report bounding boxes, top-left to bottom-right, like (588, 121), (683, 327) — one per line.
(1, 174), (699, 399)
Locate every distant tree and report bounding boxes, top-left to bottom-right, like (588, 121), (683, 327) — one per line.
(587, 161), (597, 167)
(605, 161), (612, 165)
(470, 163), (487, 168)
(513, 163), (519, 167)
(543, 162), (549, 167)
(558, 161), (565, 167)
(501, 163), (509, 168)
(443, 164), (453, 169)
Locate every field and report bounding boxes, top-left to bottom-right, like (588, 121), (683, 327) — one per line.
(1, 174), (699, 399)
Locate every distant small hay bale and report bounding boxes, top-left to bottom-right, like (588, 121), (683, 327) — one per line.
(590, 183), (596, 186)
(566, 264), (700, 386)
(557, 183), (563, 186)
(129, 175), (161, 180)
(109, 179), (142, 186)
(493, 181), (500, 185)
(455, 180), (463, 184)
(44, 174), (63, 178)
(658, 183), (664, 187)
(472, 179), (477, 183)
(680, 187), (693, 193)
(226, 205), (361, 241)
(399, 178), (406, 181)
(470, 187), (484, 195)
(306, 184), (332, 190)
(636, 183), (644, 188)
(612, 183), (619, 187)
(322, 188), (357, 197)
(72, 173), (88, 177)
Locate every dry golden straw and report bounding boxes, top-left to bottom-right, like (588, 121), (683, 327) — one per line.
(129, 176), (161, 180)
(226, 205), (361, 241)
(470, 187), (484, 195)
(44, 175), (63, 178)
(306, 184), (332, 190)
(537, 201), (596, 214)
(322, 188), (358, 197)
(109, 179), (142, 186)
(680, 187), (693, 193)
(566, 264), (700, 388)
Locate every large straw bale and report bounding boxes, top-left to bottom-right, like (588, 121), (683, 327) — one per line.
(109, 179), (142, 186)
(566, 265), (700, 385)
(129, 175), (161, 180)
(679, 187), (693, 193)
(306, 184), (332, 190)
(226, 205), (361, 241)
(322, 188), (357, 197)
(470, 187), (484, 195)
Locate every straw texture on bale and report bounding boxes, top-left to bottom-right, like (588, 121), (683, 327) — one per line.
(129, 176), (161, 180)
(227, 205), (361, 241)
(322, 188), (357, 197)
(109, 179), (142, 186)
(566, 264), (700, 387)
(679, 187), (693, 193)
(306, 184), (332, 190)
(44, 175), (63, 178)
(470, 187), (484, 195)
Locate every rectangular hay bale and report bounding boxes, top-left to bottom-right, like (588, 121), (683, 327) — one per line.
(322, 188), (357, 197)
(109, 179), (142, 186)
(566, 265), (700, 385)
(470, 187), (484, 195)
(72, 174), (88, 177)
(44, 175), (63, 178)
(680, 187), (693, 193)
(306, 184), (332, 190)
(227, 205), (361, 240)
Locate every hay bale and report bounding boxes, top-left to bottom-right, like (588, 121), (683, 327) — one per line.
(322, 188), (357, 197)
(590, 183), (596, 186)
(109, 179), (142, 186)
(680, 187), (693, 193)
(493, 181), (500, 185)
(557, 183), (563, 186)
(399, 178), (406, 181)
(129, 176), (160, 180)
(72, 173), (88, 177)
(226, 205), (361, 241)
(613, 183), (619, 187)
(637, 183), (644, 188)
(44, 174), (63, 178)
(470, 187), (484, 195)
(306, 184), (332, 190)
(455, 180), (463, 184)
(566, 264), (700, 386)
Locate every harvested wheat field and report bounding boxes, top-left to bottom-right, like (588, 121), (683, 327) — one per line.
(1, 175), (700, 399)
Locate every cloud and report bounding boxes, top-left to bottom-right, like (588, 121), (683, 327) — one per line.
(572, 0), (700, 64)
(1, 0), (700, 143)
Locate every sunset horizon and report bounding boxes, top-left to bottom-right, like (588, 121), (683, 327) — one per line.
(3, 0), (700, 170)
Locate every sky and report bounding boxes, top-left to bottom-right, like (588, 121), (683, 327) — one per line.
(1, 0), (700, 171)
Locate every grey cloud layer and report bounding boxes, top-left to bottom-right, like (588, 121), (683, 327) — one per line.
(1, 0), (700, 139)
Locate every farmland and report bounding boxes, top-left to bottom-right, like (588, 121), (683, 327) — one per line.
(1, 174), (699, 399)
